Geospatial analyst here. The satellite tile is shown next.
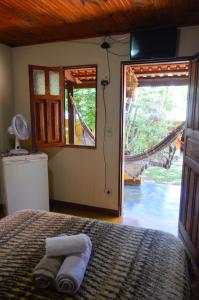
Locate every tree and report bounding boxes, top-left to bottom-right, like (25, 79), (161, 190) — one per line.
(73, 88), (96, 131)
(127, 86), (187, 155)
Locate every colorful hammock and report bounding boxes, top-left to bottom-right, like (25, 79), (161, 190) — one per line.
(70, 94), (184, 179)
(125, 122), (185, 179)
(69, 94), (95, 146)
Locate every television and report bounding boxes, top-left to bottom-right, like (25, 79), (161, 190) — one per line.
(130, 28), (177, 60)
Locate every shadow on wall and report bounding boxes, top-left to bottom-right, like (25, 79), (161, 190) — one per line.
(43, 148), (65, 201)
(48, 167), (54, 200)
(0, 44), (13, 153)
(0, 71), (12, 152)
(41, 148), (63, 201)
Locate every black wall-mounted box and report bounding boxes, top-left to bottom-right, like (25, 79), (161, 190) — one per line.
(130, 28), (177, 60)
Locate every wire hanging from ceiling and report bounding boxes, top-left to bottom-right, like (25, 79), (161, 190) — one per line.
(102, 85), (108, 190)
(108, 35), (130, 44)
(108, 50), (129, 57)
(106, 49), (111, 84)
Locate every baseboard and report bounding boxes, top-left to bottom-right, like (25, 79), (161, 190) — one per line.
(50, 199), (119, 217)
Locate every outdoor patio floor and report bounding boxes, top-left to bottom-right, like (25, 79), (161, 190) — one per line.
(123, 182), (181, 236)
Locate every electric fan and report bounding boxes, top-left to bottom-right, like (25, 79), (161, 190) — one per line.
(8, 114), (30, 155)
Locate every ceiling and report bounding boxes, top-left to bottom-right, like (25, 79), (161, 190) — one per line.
(0, 0), (199, 47)
(65, 67), (96, 86)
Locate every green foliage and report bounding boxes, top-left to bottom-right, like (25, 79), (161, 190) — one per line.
(127, 86), (187, 155)
(143, 163), (182, 185)
(73, 88), (96, 131)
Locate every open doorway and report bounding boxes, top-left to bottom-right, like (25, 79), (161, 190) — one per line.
(121, 60), (190, 236)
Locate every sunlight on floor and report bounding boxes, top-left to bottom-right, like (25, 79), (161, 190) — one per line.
(123, 182), (180, 236)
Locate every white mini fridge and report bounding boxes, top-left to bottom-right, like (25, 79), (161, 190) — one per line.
(0, 153), (49, 214)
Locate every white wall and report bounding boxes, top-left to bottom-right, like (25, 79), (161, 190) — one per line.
(0, 44), (13, 153)
(12, 35), (129, 210)
(178, 26), (199, 56)
(11, 26), (199, 211)
(0, 43), (13, 205)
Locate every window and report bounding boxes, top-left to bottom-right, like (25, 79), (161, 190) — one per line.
(29, 65), (97, 148)
(65, 66), (97, 146)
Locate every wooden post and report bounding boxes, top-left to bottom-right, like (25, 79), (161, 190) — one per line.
(67, 81), (75, 144)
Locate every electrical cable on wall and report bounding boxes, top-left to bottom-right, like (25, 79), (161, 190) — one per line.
(71, 35), (129, 193)
(102, 85), (107, 190)
(108, 50), (129, 57)
(106, 49), (111, 84)
(71, 35), (129, 57)
(100, 36), (129, 193)
(100, 39), (111, 192)
(108, 35), (129, 44)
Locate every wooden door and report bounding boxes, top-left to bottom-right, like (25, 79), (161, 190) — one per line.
(179, 54), (199, 267)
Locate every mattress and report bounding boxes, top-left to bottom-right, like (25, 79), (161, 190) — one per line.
(0, 209), (191, 299)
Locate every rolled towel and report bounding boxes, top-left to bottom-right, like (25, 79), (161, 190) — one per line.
(32, 255), (64, 289)
(55, 238), (92, 295)
(46, 233), (91, 257)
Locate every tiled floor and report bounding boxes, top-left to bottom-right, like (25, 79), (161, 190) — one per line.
(123, 182), (181, 236)
(0, 182), (181, 237)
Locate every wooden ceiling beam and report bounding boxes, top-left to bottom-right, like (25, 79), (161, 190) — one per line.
(138, 77), (189, 87)
(66, 81), (96, 89)
(129, 63), (190, 79)
(0, 1), (198, 46)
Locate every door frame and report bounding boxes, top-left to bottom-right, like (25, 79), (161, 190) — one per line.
(118, 56), (193, 216)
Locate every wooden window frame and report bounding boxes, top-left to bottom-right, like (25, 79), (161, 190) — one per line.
(29, 64), (97, 149)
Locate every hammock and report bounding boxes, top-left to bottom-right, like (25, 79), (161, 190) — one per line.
(125, 122), (185, 179)
(70, 94), (184, 179)
(69, 94), (95, 146)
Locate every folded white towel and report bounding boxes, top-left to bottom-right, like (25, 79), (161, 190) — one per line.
(45, 233), (91, 257)
(55, 238), (92, 295)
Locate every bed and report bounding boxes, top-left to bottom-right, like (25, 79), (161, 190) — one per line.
(0, 209), (191, 300)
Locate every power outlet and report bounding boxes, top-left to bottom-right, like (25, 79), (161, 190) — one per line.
(104, 188), (112, 195)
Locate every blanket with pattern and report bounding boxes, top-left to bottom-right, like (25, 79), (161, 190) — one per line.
(0, 209), (191, 299)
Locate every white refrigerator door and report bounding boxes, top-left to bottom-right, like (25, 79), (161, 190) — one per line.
(2, 154), (49, 214)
